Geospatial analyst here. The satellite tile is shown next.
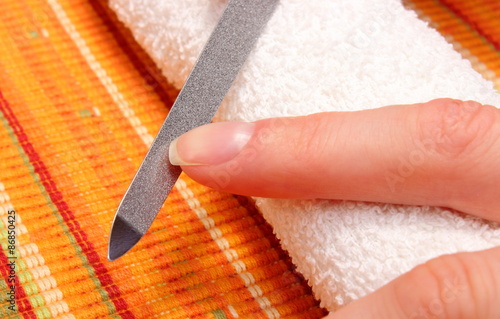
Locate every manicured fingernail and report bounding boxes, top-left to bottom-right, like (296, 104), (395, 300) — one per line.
(169, 122), (255, 166)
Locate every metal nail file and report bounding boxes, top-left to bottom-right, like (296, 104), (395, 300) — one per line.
(108, 0), (279, 261)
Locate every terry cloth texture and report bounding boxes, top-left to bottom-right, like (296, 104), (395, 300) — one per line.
(0, 0), (498, 318)
(109, 0), (500, 312)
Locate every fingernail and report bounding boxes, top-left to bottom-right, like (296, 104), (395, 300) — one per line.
(169, 122), (255, 166)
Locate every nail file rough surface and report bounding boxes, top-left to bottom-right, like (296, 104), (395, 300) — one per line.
(108, 0), (279, 261)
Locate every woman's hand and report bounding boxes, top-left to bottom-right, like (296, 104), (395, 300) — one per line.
(170, 98), (500, 318)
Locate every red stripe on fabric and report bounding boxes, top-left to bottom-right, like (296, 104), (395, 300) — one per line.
(0, 249), (37, 319)
(0, 91), (135, 319)
(438, 0), (500, 51)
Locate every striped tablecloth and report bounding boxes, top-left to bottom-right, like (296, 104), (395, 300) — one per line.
(1, 0), (498, 318)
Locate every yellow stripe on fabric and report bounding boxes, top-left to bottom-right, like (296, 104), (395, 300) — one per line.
(45, 0), (154, 147)
(19, 0), (154, 173)
(0, 181), (75, 318)
(175, 178), (281, 318)
(55, 0), (170, 138)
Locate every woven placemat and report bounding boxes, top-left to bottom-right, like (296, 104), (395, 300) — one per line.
(0, 0), (498, 318)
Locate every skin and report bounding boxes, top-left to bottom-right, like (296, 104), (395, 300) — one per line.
(172, 98), (500, 318)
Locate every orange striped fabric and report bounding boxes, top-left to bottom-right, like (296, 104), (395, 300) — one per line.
(405, 0), (500, 89)
(0, 0), (498, 318)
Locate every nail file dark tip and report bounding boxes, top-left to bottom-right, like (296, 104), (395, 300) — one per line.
(108, 0), (279, 261)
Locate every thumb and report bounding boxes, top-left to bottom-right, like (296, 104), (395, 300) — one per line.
(169, 99), (500, 221)
(325, 246), (500, 319)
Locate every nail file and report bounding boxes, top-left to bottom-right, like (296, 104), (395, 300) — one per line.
(108, 0), (279, 261)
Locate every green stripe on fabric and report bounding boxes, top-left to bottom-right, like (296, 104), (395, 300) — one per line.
(212, 309), (228, 319)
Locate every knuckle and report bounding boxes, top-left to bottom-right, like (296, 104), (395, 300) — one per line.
(416, 98), (498, 161)
(396, 252), (499, 318)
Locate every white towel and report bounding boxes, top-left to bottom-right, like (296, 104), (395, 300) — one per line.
(110, 0), (500, 311)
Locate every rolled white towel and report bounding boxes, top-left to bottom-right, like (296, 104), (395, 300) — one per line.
(110, 0), (500, 311)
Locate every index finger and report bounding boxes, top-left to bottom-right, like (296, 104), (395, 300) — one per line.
(171, 99), (500, 222)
